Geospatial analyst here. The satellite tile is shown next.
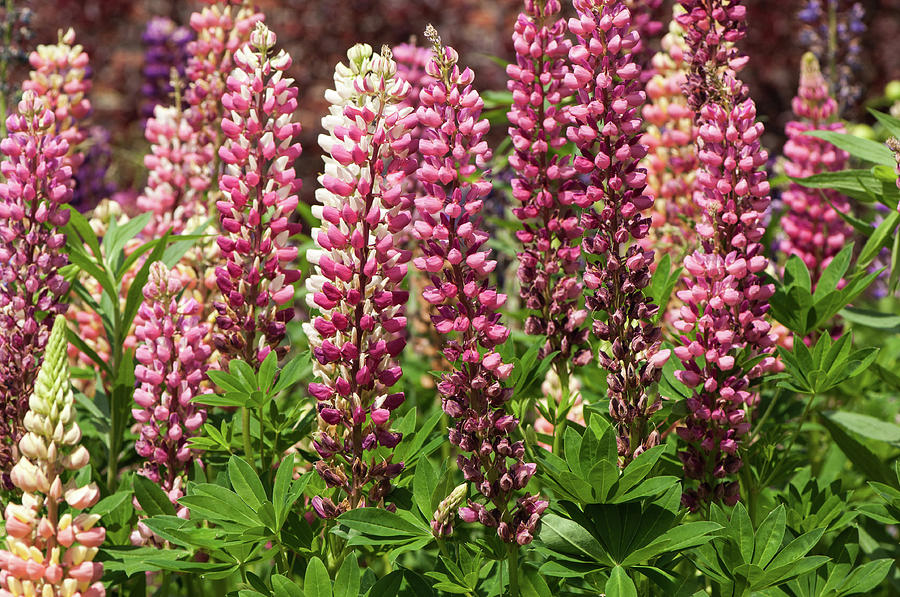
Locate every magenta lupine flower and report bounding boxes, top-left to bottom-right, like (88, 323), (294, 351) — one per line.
(566, 0), (670, 461)
(625, 0), (664, 81)
(415, 27), (546, 545)
(212, 23), (302, 367)
(22, 28), (91, 171)
(780, 53), (852, 282)
(509, 0), (591, 368)
(132, 263), (211, 536)
(0, 91), (73, 490)
(304, 43), (415, 519)
(672, 0), (777, 510)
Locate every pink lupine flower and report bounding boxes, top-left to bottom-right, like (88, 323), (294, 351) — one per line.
(509, 0), (591, 369)
(414, 26), (545, 545)
(566, 0), (669, 462)
(212, 22), (302, 367)
(22, 28), (91, 171)
(304, 43), (415, 518)
(641, 9), (699, 260)
(0, 91), (74, 490)
(0, 317), (106, 597)
(672, 0), (778, 511)
(132, 262), (212, 535)
(780, 53), (853, 282)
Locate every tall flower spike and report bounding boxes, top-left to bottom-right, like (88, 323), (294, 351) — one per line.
(0, 316), (106, 597)
(780, 52), (852, 282)
(131, 263), (212, 544)
(566, 0), (670, 462)
(641, 8), (699, 261)
(672, 0), (777, 511)
(414, 26), (546, 545)
(213, 22), (302, 367)
(22, 28), (91, 171)
(509, 0), (590, 368)
(0, 91), (74, 490)
(304, 43), (415, 519)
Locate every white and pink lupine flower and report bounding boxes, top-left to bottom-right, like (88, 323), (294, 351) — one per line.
(304, 42), (415, 519)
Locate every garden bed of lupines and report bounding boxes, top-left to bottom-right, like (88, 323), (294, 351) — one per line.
(0, 1), (899, 596)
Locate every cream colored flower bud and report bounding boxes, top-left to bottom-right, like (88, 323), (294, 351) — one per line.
(18, 433), (47, 460)
(62, 445), (90, 470)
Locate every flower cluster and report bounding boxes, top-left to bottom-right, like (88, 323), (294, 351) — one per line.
(780, 52), (852, 281)
(0, 91), (74, 490)
(798, 0), (865, 115)
(212, 22), (302, 367)
(141, 16), (194, 119)
(509, 0), (590, 369)
(672, 0), (777, 510)
(414, 26), (545, 545)
(70, 126), (116, 213)
(641, 10), (699, 260)
(0, 316), (106, 597)
(625, 0), (664, 80)
(132, 263), (211, 532)
(22, 28), (91, 171)
(304, 43), (415, 519)
(185, 0), (264, 151)
(566, 0), (669, 462)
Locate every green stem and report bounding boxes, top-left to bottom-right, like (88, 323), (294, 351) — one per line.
(507, 543), (520, 597)
(551, 363), (571, 457)
(782, 392), (817, 459)
(242, 407), (254, 465)
(258, 405), (266, 478)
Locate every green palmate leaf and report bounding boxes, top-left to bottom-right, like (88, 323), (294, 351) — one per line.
(826, 411), (900, 444)
(814, 245), (853, 300)
(840, 306), (900, 331)
(413, 457), (438, 521)
(272, 350), (310, 394)
(122, 229), (170, 332)
(105, 212), (152, 260)
(228, 456), (267, 509)
(64, 205), (102, 259)
(839, 558), (894, 593)
(869, 108), (900, 139)
(804, 130), (896, 166)
(606, 566), (637, 597)
(304, 557), (331, 597)
(859, 211), (899, 268)
(337, 508), (430, 538)
(752, 506), (786, 568)
(820, 416), (895, 486)
(66, 242), (117, 300)
(333, 555), (361, 597)
(791, 170), (884, 203)
(537, 513), (611, 565)
(520, 566), (552, 597)
(133, 474), (176, 516)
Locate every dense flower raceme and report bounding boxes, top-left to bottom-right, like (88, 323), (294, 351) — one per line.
(137, 97), (210, 238)
(22, 28), (91, 171)
(142, 16), (194, 119)
(672, 0), (777, 510)
(304, 43), (415, 519)
(780, 52), (852, 282)
(212, 22), (302, 367)
(798, 0), (865, 115)
(0, 316), (106, 597)
(414, 27), (546, 545)
(70, 126), (116, 213)
(131, 263), (212, 542)
(625, 0), (664, 81)
(0, 91), (74, 490)
(566, 0), (669, 462)
(185, 0), (264, 152)
(508, 0), (591, 369)
(641, 10), (699, 260)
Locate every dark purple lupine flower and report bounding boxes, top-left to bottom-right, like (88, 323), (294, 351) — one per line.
(565, 0), (670, 462)
(413, 26), (546, 545)
(70, 125), (116, 212)
(141, 16), (194, 118)
(0, 91), (74, 490)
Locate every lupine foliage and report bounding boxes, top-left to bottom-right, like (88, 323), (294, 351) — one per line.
(0, 1), (898, 596)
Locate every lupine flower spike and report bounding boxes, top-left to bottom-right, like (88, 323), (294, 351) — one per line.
(566, 0), (670, 462)
(131, 262), (212, 546)
(22, 28), (90, 170)
(414, 26), (546, 545)
(305, 43), (415, 519)
(213, 22), (302, 367)
(0, 91), (74, 490)
(780, 52), (852, 282)
(141, 16), (194, 119)
(0, 316), (106, 597)
(641, 9), (699, 260)
(672, 0), (777, 510)
(509, 0), (591, 370)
